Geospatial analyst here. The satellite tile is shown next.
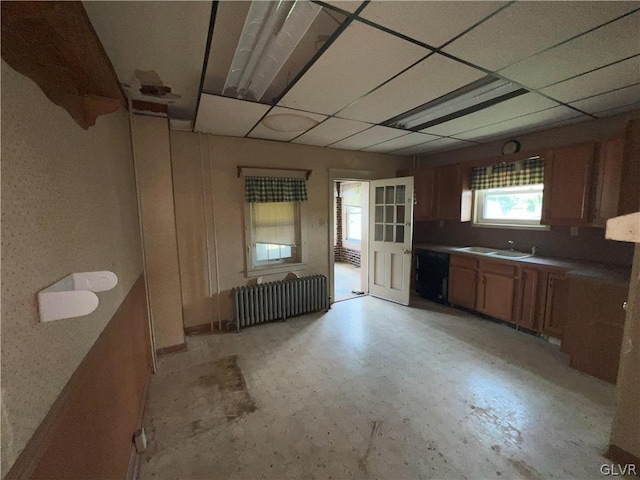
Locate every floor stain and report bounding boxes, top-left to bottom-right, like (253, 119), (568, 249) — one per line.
(358, 420), (382, 478)
(508, 458), (544, 480)
(467, 406), (523, 448)
(197, 355), (257, 420)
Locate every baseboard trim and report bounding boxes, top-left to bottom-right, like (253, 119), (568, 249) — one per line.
(184, 322), (216, 335)
(606, 444), (640, 470)
(126, 365), (153, 480)
(156, 342), (187, 356)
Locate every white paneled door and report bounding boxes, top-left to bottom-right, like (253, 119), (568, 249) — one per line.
(368, 176), (414, 305)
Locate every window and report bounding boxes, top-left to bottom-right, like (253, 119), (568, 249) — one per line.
(474, 184), (545, 228)
(247, 201), (301, 268)
(345, 206), (361, 242)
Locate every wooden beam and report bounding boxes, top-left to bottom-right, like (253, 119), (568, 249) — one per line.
(1, 2), (125, 129)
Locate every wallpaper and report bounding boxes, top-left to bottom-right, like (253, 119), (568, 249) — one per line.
(0, 61), (143, 474)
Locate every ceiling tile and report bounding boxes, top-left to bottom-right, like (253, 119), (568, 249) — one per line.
(322, 1), (363, 14)
(337, 54), (485, 123)
(590, 103), (640, 119)
(329, 126), (408, 150)
(444, 2), (638, 71)
(278, 21), (427, 115)
(194, 94), (269, 137)
(394, 137), (474, 156)
(454, 106), (585, 142)
(292, 117), (371, 146)
(539, 56), (640, 103)
(361, 132), (440, 153)
(421, 93), (560, 136)
(360, 1), (505, 48)
(248, 107), (327, 142)
(500, 11), (640, 89)
(570, 84), (640, 115)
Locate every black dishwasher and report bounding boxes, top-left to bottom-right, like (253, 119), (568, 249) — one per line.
(415, 249), (449, 304)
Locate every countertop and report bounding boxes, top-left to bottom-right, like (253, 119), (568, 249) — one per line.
(413, 243), (631, 285)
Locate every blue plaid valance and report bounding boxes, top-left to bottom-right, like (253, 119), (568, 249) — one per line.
(470, 157), (544, 190)
(245, 176), (308, 203)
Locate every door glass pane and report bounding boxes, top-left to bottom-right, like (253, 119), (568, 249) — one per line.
(395, 226), (405, 243)
(385, 206), (394, 223)
(396, 205), (405, 223)
(385, 186), (395, 204)
(375, 187), (384, 205)
(375, 206), (384, 223)
(375, 224), (383, 241)
(385, 225), (393, 242)
(395, 185), (406, 204)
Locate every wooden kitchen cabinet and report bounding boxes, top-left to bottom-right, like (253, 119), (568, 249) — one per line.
(543, 273), (568, 339)
(448, 255), (477, 309)
(541, 143), (595, 226)
(476, 260), (517, 322)
(591, 136), (624, 227)
(413, 168), (437, 221)
(436, 164), (472, 221)
(516, 267), (548, 331)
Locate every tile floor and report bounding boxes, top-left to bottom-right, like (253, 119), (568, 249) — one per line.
(140, 296), (616, 480)
(334, 262), (362, 302)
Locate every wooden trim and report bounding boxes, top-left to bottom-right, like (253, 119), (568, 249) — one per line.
(132, 100), (168, 114)
(5, 275), (150, 480)
(237, 165), (312, 180)
(156, 342), (187, 356)
(185, 323), (218, 335)
(606, 444), (640, 470)
(126, 365), (153, 480)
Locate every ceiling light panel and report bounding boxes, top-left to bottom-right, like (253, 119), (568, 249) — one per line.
(500, 11), (640, 89)
(329, 126), (407, 150)
(278, 21), (427, 115)
(569, 84), (640, 115)
(454, 106), (585, 142)
(361, 132), (440, 153)
(194, 94), (270, 136)
(444, 1), (638, 71)
(292, 117), (371, 146)
(421, 93), (559, 136)
(248, 107), (327, 142)
(393, 137), (473, 156)
(338, 54), (485, 124)
(539, 56), (640, 103)
(360, 1), (505, 48)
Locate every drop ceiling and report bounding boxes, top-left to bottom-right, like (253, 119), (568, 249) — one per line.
(85, 1), (640, 156)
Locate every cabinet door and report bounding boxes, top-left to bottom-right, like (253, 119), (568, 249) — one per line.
(517, 268), (546, 331)
(436, 164), (461, 221)
(448, 265), (477, 309)
(477, 271), (516, 322)
(592, 136), (624, 226)
(542, 143), (595, 225)
(413, 168), (436, 221)
(543, 273), (568, 338)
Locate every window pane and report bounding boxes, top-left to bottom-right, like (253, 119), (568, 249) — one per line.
(375, 187), (384, 205)
(385, 206), (394, 223)
(346, 206), (361, 241)
(385, 186), (395, 204)
(475, 184), (544, 225)
(375, 224), (383, 241)
(395, 225), (404, 243)
(375, 206), (384, 223)
(395, 185), (405, 204)
(396, 205), (405, 223)
(385, 225), (393, 242)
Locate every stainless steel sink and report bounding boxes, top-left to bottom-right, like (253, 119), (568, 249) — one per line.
(454, 246), (497, 254)
(487, 250), (533, 259)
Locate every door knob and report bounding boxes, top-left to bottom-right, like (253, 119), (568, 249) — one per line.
(403, 249), (412, 254)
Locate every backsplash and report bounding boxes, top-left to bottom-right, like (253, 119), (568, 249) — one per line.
(414, 221), (634, 266)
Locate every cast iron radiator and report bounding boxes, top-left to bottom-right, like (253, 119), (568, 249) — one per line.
(232, 275), (329, 331)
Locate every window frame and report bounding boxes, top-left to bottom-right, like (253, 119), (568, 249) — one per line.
(472, 184), (549, 231)
(244, 200), (307, 276)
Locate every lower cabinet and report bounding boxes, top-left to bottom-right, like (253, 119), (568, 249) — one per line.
(516, 268), (548, 331)
(543, 273), (568, 339)
(476, 260), (517, 322)
(449, 256), (478, 309)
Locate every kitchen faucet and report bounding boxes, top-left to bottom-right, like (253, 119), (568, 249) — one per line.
(507, 240), (515, 251)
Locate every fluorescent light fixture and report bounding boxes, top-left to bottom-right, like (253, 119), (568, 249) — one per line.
(261, 113), (319, 132)
(385, 76), (529, 131)
(223, 1), (321, 103)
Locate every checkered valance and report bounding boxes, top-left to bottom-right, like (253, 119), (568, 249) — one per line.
(470, 157), (544, 190)
(245, 176), (308, 203)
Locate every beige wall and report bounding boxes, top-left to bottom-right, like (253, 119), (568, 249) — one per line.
(420, 110), (640, 166)
(170, 132), (412, 326)
(0, 61), (143, 473)
(132, 115), (185, 349)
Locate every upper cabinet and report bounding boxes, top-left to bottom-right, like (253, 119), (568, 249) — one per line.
(413, 164), (471, 222)
(617, 118), (640, 216)
(541, 142), (595, 226)
(591, 136), (624, 227)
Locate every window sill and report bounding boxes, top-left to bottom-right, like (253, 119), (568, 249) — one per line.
(246, 262), (308, 278)
(472, 223), (550, 231)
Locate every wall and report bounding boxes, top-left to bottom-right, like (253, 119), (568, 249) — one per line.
(1, 61), (144, 474)
(170, 132), (412, 326)
(132, 115), (185, 350)
(414, 110), (639, 266)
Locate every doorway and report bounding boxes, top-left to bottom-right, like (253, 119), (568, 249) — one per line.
(333, 180), (369, 302)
